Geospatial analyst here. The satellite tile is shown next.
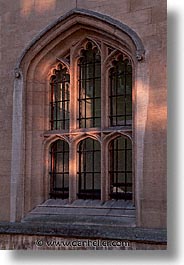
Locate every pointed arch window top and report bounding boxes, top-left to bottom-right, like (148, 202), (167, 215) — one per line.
(78, 40), (101, 129)
(15, 8), (145, 76)
(50, 63), (70, 130)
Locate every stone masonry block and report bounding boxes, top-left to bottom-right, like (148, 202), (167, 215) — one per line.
(151, 3), (167, 23)
(141, 209), (166, 228)
(0, 196), (10, 221)
(130, 0), (165, 11)
(115, 8), (152, 27)
(77, 0), (130, 14)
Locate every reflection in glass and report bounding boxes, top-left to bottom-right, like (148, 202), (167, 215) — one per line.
(77, 138), (101, 199)
(50, 140), (69, 198)
(109, 136), (132, 200)
(109, 56), (132, 126)
(50, 64), (70, 130)
(78, 42), (101, 128)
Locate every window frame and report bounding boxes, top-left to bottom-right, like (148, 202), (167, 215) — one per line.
(77, 42), (101, 129)
(46, 37), (135, 203)
(49, 139), (69, 199)
(50, 64), (70, 131)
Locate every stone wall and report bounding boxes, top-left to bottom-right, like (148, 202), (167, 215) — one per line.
(0, 234), (167, 250)
(0, 0), (167, 229)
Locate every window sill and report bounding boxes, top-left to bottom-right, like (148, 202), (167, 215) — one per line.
(21, 199), (136, 228)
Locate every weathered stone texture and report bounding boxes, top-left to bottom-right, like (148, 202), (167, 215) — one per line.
(130, 0), (164, 11)
(0, 233), (166, 250)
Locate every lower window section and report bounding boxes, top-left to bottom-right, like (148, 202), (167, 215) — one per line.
(49, 173), (69, 199)
(50, 140), (69, 199)
(49, 136), (132, 201)
(109, 136), (132, 200)
(77, 138), (101, 200)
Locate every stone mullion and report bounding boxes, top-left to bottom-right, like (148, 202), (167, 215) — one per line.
(70, 47), (78, 132)
(101, 43), (109, 201)
(69, 141), (77, 203)
(101, 138), (109, 202)
(68, 47), (78, 202)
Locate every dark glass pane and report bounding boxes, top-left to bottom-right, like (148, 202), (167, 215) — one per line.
(94, 98), (101, 117)
(55, 174), (63, 189)
(77, 138), (101, 199)
(94, 79), (101, 97)
(109, 56), (132, 127)
(64, 174), (69, 188)
(50, 65), (70, 130)
(78, 42), (101, 128)
(95, 63), (101, 78)
(117, 75), (125, 94)
(94, 173), (101, 189)
(117, 96), (125, 115)
(50, 140), (69, 199)
(109, 137), (132, 200)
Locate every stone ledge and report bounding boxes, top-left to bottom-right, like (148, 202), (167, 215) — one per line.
(0, 222), (167, 245)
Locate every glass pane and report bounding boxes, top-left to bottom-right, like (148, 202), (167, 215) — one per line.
(126, 95), (132, 116)
(127, 173), (132, 184)
(109, 137), (132, 200)
(117, 75), (125, 94)
(109, 56), (132, 127)
(86, 63), (94, 79)
(78, 138), (101, 199)
(94, 173), (101, 189)
(50, 66), (70, 130)
(117, 96), (125, 115)
(86, 80), (93, 97)
(50, 140), (69, 198)
(118, 151), (125, 171)
(118, 173), (125, 184)
(112, 97), (117, 116)
(94, 79), (101, 97)
(86, 174), (92, 190)
(95, 63), (101, 78)
(55, 174), (63, 189)
(126, 75), (132, 95)
(78, 42), (101, 128)
(94, 118), (101, 128)
(64, 174), (69, 188)
(127, 149), (132, 171)
(94, 98), (101, 117)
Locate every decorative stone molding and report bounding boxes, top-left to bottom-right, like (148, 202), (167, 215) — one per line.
(14, 8), (145, 72)
(56, 57), (70, 73)
(14, 68), (21, 79)
(136, 50), (145, 61)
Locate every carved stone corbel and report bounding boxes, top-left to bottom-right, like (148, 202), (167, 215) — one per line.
(14, 68), (21, 78)
(136, 50), (145, 61)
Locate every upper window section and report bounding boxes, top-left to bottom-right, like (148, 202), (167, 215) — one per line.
(109, 55), (132, 127)
(78, 41), (101, 128)
(50, 64), (70, 130)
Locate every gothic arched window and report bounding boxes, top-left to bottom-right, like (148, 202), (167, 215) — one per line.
(109, 55), (132, 127)
(109, 136), (132, 200)
(50, 140), (69, 199)
(48, 40), (133, 202)
(78, 42), (101, 128)
(50, 64), (70, 130)
(77, 138), (101, 199)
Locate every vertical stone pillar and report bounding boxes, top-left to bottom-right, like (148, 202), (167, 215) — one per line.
(69, 141), (77, 202)
(10, 69), (25, 222)
(101, 138), (109, 202)
(134, 61), (149, 226)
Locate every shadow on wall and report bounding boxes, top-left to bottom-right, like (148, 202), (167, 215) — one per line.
(20, 0), (56, 17)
